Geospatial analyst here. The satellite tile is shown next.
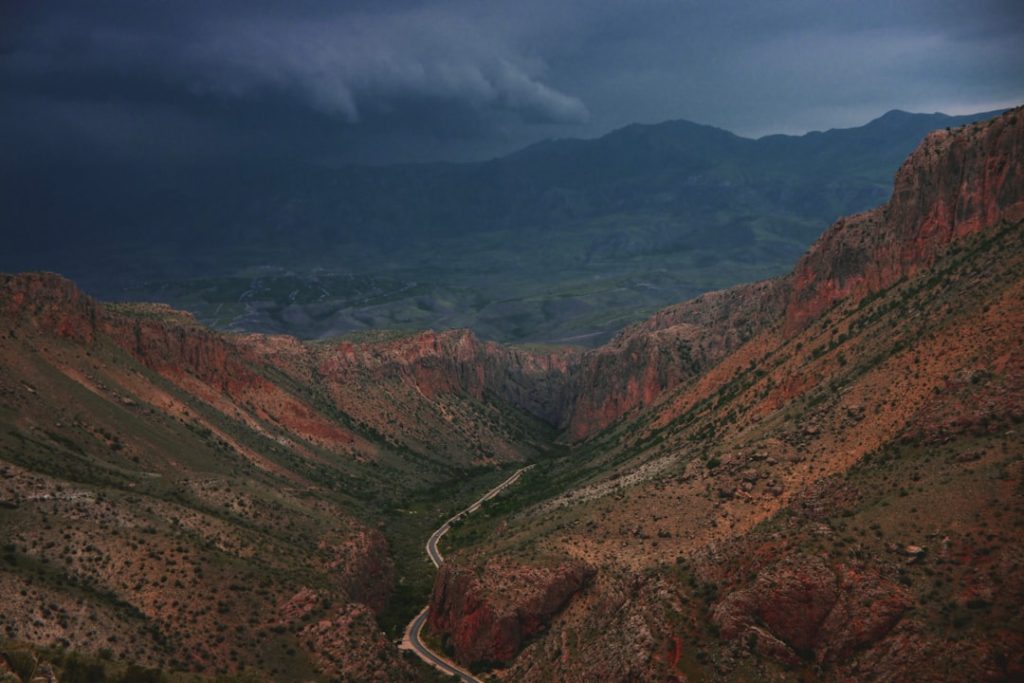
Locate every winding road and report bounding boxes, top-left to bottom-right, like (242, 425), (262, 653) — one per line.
(400, 465), (534, 682)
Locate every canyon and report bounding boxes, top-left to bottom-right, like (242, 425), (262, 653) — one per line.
(1, 106), (1022, 682)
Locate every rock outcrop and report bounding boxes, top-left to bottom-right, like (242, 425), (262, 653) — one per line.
(711, 556), (911, 664)
(786, 109), (1024, 332)
(320, 528), (395, 613)
(299, 603), (416, 682)
(427, 558), (594, 666)
(0, 271), (99, 343)
(321, 328), (579, 427)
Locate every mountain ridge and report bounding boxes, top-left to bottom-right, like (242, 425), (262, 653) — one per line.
(562, 107), (1023, 439)
(1, 108), (1007, 349)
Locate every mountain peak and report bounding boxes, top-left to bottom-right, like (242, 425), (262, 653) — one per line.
(878, 108), (914, 119)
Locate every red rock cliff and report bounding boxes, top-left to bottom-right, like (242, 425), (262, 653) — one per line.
(321, 328), (580, 426)
(0, 272), (99, 343)
(428, 557), (594, 666)
(786, 107), (1024, 331)
(566, 279), (786, 439)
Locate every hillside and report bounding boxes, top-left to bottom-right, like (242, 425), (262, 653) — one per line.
(0, 275), (576, 680)
(431, 107), (1024, 681)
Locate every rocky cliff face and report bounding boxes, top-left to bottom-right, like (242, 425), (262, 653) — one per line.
(320, 329), (579, 427)
(566, 280), (786, 439)
(427, 557), (594, 666)
(0, 271), (99, 344)
(481, 341), (581, 426)
(321, 528), (395, 613)
(786, 110), (1024, 332)
(710, 556), (911, 665)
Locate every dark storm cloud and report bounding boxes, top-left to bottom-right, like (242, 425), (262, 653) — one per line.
(187, 9), (589, 124)
(2, 2), (589, 122)
(1, 0), (1021, 165)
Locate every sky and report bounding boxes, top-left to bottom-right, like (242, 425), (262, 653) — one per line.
(2, 0), (1022, 166)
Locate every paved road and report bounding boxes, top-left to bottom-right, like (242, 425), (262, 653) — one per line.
(403, 606), (479, 682)
(400, 466), (534, 682)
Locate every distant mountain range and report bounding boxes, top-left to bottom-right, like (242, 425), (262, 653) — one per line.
(0, 108), (1005, 344)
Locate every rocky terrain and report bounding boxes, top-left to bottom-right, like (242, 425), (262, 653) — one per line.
(1, 107), (1021, 682)
(0, 274), (579, 680)
(427, 558), (594, 668)
(435, 106), (1024, 681)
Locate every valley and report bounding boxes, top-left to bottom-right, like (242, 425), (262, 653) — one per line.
(1, 107), (1022, 682)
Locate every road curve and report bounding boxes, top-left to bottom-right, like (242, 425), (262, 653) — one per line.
(400, 465), (534, 682)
